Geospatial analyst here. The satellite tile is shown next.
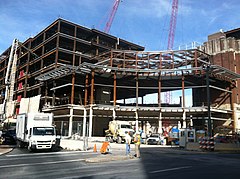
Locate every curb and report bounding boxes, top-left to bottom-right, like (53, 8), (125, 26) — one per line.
(0, 147), (14, 156)
(85, 154), (135, 163)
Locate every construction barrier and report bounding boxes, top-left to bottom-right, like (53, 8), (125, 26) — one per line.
(100, 142), (111, 154)
(199, 137), (215, 151)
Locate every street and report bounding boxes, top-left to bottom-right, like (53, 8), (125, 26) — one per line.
(0, 144), (240, 179)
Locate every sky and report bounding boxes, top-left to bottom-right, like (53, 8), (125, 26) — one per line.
(1, 0), (240, 54)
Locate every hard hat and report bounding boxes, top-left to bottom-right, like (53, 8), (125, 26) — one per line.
(136, 131), (140, 135)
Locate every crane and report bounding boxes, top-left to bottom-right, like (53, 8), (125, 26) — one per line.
(2, 39), (18, 124)
(104, 0), (121, 33)
(164, 0), (179, 104)
(167, 0), (179, 50)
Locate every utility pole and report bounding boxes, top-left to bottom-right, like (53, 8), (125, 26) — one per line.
(205, 65), (212, 137)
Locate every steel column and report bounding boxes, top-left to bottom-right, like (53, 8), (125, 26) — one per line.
(90, 71), (94, 104)
(113, 72), (117, 106)
(84, 74), (88, 105)
(136, 74), (138, 107)
(70, 73), (75, 104)
(158, 74), (161, 107)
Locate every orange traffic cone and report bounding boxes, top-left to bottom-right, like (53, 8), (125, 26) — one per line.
(93, 144), (97, 152)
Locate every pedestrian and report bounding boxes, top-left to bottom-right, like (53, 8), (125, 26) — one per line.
(125, 131), (131, 156)
(134, 132), (141, 158)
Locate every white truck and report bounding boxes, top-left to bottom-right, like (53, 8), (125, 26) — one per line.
(105, 120), (135, 143)
(16, 113), (57, 151)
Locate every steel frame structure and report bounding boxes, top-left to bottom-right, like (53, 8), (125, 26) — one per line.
(1, 19), (240, 137)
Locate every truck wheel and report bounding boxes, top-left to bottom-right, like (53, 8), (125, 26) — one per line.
(106, 136), (113, 143)
(28, 146), (32, 152)
(109, 137), (113, 143)
(117, 136), (122, 144)
(17, 140), (24, 148)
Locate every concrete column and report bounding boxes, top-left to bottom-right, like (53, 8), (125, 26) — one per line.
(113, 108), (116, 120)
(178, 121), (181, 129)
(135, 110), (139, 132)
(182, 110), (186, 128)
(89, 106), (93, 137)
(83, 108), (87, 137)
(181, 74), (186, 129)
(158, 112), (163, 134)
(68, 107), (73, 137)
(233, 103), (238, 132)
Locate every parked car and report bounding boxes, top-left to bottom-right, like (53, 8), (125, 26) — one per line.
(146, 133), (161, 145)
(2, 129), (16, 145)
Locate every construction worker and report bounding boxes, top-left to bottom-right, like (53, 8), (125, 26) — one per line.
(125, 131), (131, 156)
(134, 132), (141, 158)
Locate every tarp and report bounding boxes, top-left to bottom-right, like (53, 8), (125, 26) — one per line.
(19, 98), (30, 114)
(6, 101), (15, 117)
(19, 95), (41, 114)
(171, 127), (179, 133)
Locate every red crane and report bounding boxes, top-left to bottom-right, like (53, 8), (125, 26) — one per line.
(167, 0), (179, 50)
(104, 0), (121, 33)
(165, 0), (179, 104)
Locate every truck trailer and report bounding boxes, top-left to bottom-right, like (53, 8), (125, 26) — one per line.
(16, 113), (56, 151)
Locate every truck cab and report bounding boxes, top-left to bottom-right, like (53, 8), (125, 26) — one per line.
(27, 126), (56, 150)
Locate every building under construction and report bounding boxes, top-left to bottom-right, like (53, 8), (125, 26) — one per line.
(0, 19), (240, 137)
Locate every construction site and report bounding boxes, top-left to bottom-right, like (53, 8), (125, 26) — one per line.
(1, 1), (240, 142)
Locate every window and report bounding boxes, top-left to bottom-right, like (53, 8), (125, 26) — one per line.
(121, 124), (131, 129)
(33, 127), (55, 135)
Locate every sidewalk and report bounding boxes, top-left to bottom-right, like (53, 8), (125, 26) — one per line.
(60, 138), (138, 163)
(0, 145), (14, 155)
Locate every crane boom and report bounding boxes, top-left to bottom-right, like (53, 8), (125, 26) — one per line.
(165, 0), (179, 104)
(167, 0), (179, 50)
(2, 39), (18, 122)
(104, 0), (121, 33)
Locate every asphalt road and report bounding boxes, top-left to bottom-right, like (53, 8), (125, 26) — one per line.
(0, 145), (240, 179)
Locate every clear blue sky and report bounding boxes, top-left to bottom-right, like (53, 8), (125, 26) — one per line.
(1, 0), (240, 54)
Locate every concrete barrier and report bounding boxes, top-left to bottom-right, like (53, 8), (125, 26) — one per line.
(186, 142), (240, 152)
(215, 143), (240, 151)
(60, 138), (106, 151)
(186, 142), (201, 151)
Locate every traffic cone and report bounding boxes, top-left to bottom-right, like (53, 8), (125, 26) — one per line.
(93, 144), (97, 152)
